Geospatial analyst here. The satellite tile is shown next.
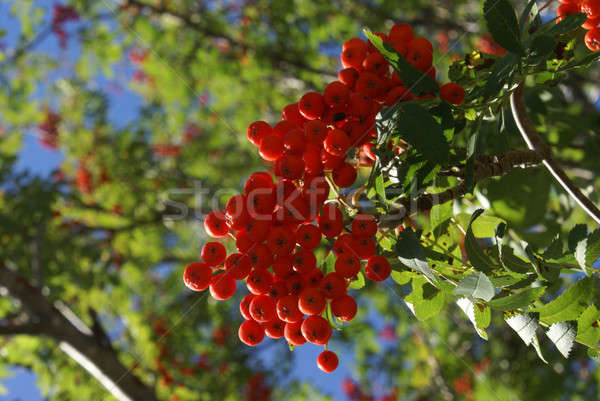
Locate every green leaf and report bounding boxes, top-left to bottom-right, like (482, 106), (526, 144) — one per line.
(363, 29), (439, 96)
(534, 278), (594, 324)
(506, 313), (539, 345)
(391, 103), (449, 164)
(585, 229), (600, 267)
(323, 251), (336, 274)
(454, 272), (496, 301)
(576, 305), (600, 346)
(546, 12), (587, 35)
(560, 50), (600, 70)
(396, 228), (439, 286)
(375, 173), (387, 206)
(531, 334), (549, 363)
(405, 279), (446, 321)
(457, 213), (506, 238)
(479, 52), (520, 101)
(457, 298), (488, 339)
(474, 303), (492, 330)
(483, 0), (524, 55)
(568, 224), (588, 252)
(487, 287), (546, 310)
(465, 210), (498, 274)
(528, 35), (556, 62)
(391, 270), (413, 285)
(349, 271), (365, 290)
(546, 321), (577, 358)
(519, 0), (539, 34)
(430, 201), (453, 237)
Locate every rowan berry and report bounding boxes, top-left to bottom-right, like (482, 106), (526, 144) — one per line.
(235, 230), (254, 254)
(348, 92), (372, 118)
(273, 120), (298, 137)
(323, 81), (351, 111)
(335, 254), (361, 278)
(342, 37), (368, 52)
(263, 318), (285, 339)
(274, 155), (305, 180)
(183, 262), (213, 291)
(333, 234), (355, 256)
(341, 45), (367, 71)
(249, 294), (277, 322)
(285, 272), (307, 295)
(247, 121), (272, 146)
(301, 315), (332, 345)
(581, 0), (600, 18)
(440, 82), (466, 105)
(238, 320), (265, 346)
(282, 103), (308, 127)
(245, 172), (275, 194)
(304, 267), (325, 287)
(292, 248), (317, 274)
(225, 194), (250, 230)
(284, 320), (307, 346)
(277, 295), (304, 323)
(352, 214), (378, 237)
(209, 273), (237, 300)
(324, 128), (351, 157)
(201, 241), (227, 266)
(320, 272), (347, 299)
(296, 224), (322, 249)
(353, 235), (376, 259)
(585, 27), (600, 50)
(303, 175), (330, 205)
(268, 280), (288, 300)
(204, 211), (229, 238)
(355, 72), (385, 98)
(389, 23), (414, 43)
(245, 219), (271, 242)
(303, 144), (324, 175)
(267, 226), (296, 256)
(247, 268), (274, 295)
(321, 149), (345, 170)
(385, 85), (413, 106)
(299, 92), (325, 120)
(283, 129), (306, 155)
(583, 15), (600, 29)
(240, 293), (255, 320)
(331, 294), (357, 322)
(332, 162), (357, 188)
(363, 52), (389, 76)
(259, 135), (284, 161)
(338, 67), (359, 88)
(298, 287), (327, 315)
(317, 350), (339, 373)
(225, 253), (252, 280)
(365, 256), (392, 282)
(247, 243), (274, 269)
(317, 205), (344, 238)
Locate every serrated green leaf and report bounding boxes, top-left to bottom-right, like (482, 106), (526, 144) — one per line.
(349, 271), (365, 290)
(535, 278), (594, 324)
(519, 0), (539, 34)
(546, 12), (587, 35)
(487, 287), (546, 310)
(363, 29), (439, 96)
(483, 0), (524, 55)
(474, 303), (492, 330)
(396, 228), (439, 286)
(454, 272), (496, 301)
(560, 50), (600, 70)
(528, 35), (556, 62)
(546, 321), (576, 358)
(576, 305), (600, 346)
(391, 270), (413, 285)
(457, 298), (488, 339)
(465, 210), (497, 274)
(568, 224), (588, 252)
(506, 313), (538, 345)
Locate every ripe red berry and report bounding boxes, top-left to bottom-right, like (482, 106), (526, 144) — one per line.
(225, 253), (252, 280)
(320, 272), (347, 299)
(245, 219), (271, 243)
(247, 243), (274, 269)
(204, 211), (229, 238)
(183, 262), (213, 291)
(209, 273), (237, 300)
(343, 37), (368, 52)
(284, 320), (307, 346)
(292, 248), (317, 274)
(333, 234), (355, 256)
(298, 287), (327, 315)
(335, 254), (361, 278)
(273, 120), (298, 137)
(267, 226), (296, 255)
(341, 45), (367, 70)
(225, 194), (250, 230)
(283, 129), (306, 155)
(272, 255), (294, 278)
(331, 294), (357, 322)
(353, 235), (376, 259)
(259, 135), (284, 161)
(201, 241), (227, 266)
(299, 92), (325, 120)
(274, 155), (305, 180)
(324, 128), (351, 157)
(247, 121), (272, 146)
(317, 350), (339, 373)
(301, 315), (332, 345)
(338, 68), (359, 88)
(245, 172), (275, 194)
(235, 230), (254, 254)
(282, 103), (308, 127)
(440, 83), (466, 106)
(247, 268), (274, 295)
(355, 72), (385, 98)
(285, 272), (307, 295)
(317, 204), (344, 238)
(352, 214), (378, 237)
(303, 176), (330, 206)
(296, 224), (322, 249)
(581, 0), (600, 18)
(406, 38), (433, 72)
(263, 318), (285, 339)
(268, 280), (288, 300)
(365, 256), (392, 282)
(238, 320), (265, 346)
(304, 119), (328, 144)
(249, 294), (277, 322)
(332, 162), (357, 188)
(389, 23), (414, 43)
(304, 267), (325, 287)
(323, 81), (351, 111)
(363, 52), (389, 76)
(585, 27), (600, 50)
(277, 295), (304, 323)
(385, 85), (413, 106)
(240, 293), (255, 320)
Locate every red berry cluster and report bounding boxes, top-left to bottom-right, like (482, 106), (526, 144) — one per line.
(52, 5), (79, 49)
(557, 0), (600, 50)
(152, 144), (182, 157)
(184, 22), (462, 374)
(37, 109), (61, 150)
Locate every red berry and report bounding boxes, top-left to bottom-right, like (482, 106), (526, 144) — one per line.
(285, 272), (307, 295)
(317, 350), (339, 373)
(353, 235), (376, 259)
(282, 103), (308, 127)
(362, 52), (389, 76)
(338, 68), (359, 88)
(238, 320), (265, 346)
(581, 0), (600, 18)
(585, 27), (600, 50)
(352, 214), (378, 237)
(343, 37), (368, 52)
(301, 315), (332, 345)
(365, 256), (392, 282)
(204, 211), (229, 238)
(304, 267), (325, 287)
(267, 226), (296, 255)
(355, 72), (385, 99)
(406, 38), (433, 72)
(292, 248), (317, 274)
(240, 293), (255, 320)
(299, 92), (325, 120)
(283, 129), (306, 155)
(333, 234), (355, 256)
(225, 253), (252, 280)
(317, 204), (344, 238)
(335, 254), (361, 278)
(247, 243), (274, 269)
(385, 85), (413, 106)
(277, 295), (304, 323)
(304, 119), (328, 144)
(225, 194), (250, 230)
(323, 81), (351, 111)
(259, 135), (283, 161)
(268, 280), (288, 300)
(273, 120), (298, 138)
(296, 224), (322, 249)
(235, 230), (254, 253)
(320, 272), (347, 299)
(284, 320), (307, 346)
(298, 287), (327, 315)
(263, 318), (285, 339)
(249, 294), (277, 322)
(247, 269), (274, 295)
(272, 255), (294, 278)
(245, 172), (275, 194)
(183, 262), (213, 291)
(341, 45), (367, 70)
(389, 23), (414, 43)
(332, 162), (357, 188)
(245, 219), (271, 243)
(201, 241), (227, 266)
(331, 294), (357, 322)
(303, 175), (330, 206)
(247, 121), (272, 146)
(209, 273), (237, 300)
(274, 155), (305, 180)
(440, 83), (465, 106)
(324, 128), (351, 157)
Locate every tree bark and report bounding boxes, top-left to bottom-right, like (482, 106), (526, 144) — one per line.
(0, 263), (160, 401)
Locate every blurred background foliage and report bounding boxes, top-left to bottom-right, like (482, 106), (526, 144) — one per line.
(0, 1), (599, 400)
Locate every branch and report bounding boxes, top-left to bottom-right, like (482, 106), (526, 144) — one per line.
(510, 82), (600, 225)
(378, 150), (541, 227)
(0, 322), (44, 336)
